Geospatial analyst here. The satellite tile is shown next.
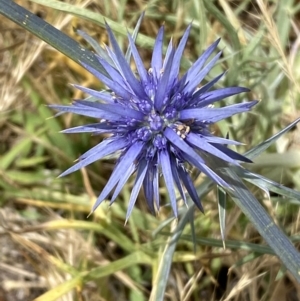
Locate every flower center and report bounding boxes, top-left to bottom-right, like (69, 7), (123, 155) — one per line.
(148, 114), (164, 131)
(153, 134), (167, 150)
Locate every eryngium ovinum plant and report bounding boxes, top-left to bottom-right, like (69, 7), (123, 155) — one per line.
(1, 2), (298, 282)
(51, 20), (258, 221)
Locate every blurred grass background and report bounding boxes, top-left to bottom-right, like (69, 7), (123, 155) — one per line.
(0, 0), (300, 300)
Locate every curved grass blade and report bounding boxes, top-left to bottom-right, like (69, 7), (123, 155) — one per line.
(203, 0), (240, 52)
(202, 0), (240, 84)
(84, 251), (151, 281)
(179, 235), (277, 255)
(0, 0), (107, 76)
(234, 167), (300, 202)
(33, 276), (82, 301)
(149, 205), (195, 301)
(150, 178), (214, 301)
(217, 186), (227, 248)
(189, 212), (197, 254)
(34, 251), (151, 301)
(245, 117), (300, 159)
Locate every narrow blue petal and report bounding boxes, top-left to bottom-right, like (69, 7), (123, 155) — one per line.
(151, 26), (164, 81)
(154, 48), (175, 111)
(143, 162), (156, 214)
(203, 135), (243, 146)
(197, 161), (230, 187)
(188, 72), (225, 106)
(211, 143), (253, 163)
(168, 24), (191, 89)
(81, 61), (134, 100)
(105, 46), (123, 71)
(74, 100), (145, 120)
(59, 138), (128, 177)
(192, 72), (226, 97)
(183, 51), (222, 95)
(164, 127), (205, 164)
(165, 130), (229, 187)
(163, 38), (174, 70)
(49, 104), (121, 120)
(61, 126), (98, 134)
(60, 123), (117, 134)
(110, 163), (136, 204)
(180, 100), (258, 122)
(186, 133), (240, 165)
(92, 142), (145, 211)
(182, 152), (230, 188)
(79, 138), (115, 160)
(183, 38), (220, 85)
(174, 72), (188, 94)
(153, 162), (160, 210)
(125, 160), (149, 222)
(127, 33), (149, 84)
(193, 87), (250, 108)
(186, 133), (239, 165)
(170, 156), (187, 205)
(177, 165), (204, 212)
(160, 150), (178, 217)
(77, 30), (114, 65)
(105, 23), (147, 99)
(97, 57), (132, 91)
(73, 84), (113, 103)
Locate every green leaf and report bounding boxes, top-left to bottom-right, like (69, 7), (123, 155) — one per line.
(33, 276), (82, 301)
(150, 206), (195, 301)
(0, 0), (107, 76)
(224, 168), (300, 282)
(235, 168), (300, 202)
(203, 150), (300, 282)
(84, 251), (151, 281)
(180, 235), (276, 254)
(0, 138), (33, 170)
(6, 170), (46, 185)
(217, 186), (227, 247)
(245, 117), (300, 159)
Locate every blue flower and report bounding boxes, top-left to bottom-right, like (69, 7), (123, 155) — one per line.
(51, 21), (258, 220)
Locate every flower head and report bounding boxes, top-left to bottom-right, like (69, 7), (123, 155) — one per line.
(51, 20), (258, 220)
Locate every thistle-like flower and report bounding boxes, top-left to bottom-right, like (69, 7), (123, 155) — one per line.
(51, 21), (257, 220)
